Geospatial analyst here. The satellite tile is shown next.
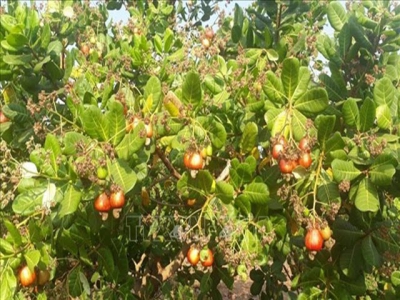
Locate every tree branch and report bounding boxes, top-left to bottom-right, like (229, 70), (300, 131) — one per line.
(155, 146), (182, 179)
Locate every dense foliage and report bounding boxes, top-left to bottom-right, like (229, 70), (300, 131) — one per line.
(1, 0), (400, 299)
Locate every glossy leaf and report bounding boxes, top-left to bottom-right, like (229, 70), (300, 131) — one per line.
(44, 134), (62, 176)
(263, 71), (284, 104)
(215, 181), (234, 204)
(376, 104), (392, 129)
(182, 72), (202, 105)
(339, 245), (363, 279)
(294, 88), (329, 114)
(59, 184), (81, 218)
(292, 67), (310, 102)
(240, 122), (258, 154)
(243, 182), (269, 204)
(281, 58), (299, 100)
(355, 178), (379, 212)
(143, 76), (162, 113)
(327, 1), (347, 31)
(342, 98), (360, 128)
(108, 159), (137, 193)
(361, 235), (382, 267)
(370, 154), (396, 186)
(315, 115), (336, 147)
(374, 77), (395, 107)
(24, 250), (40, 271)
(331, 159), (362, 182)
(359, 97), (375, 132)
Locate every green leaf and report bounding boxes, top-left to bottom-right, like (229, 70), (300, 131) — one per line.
(291, 109), (308, 141)
(241, 230), (260, 253)
(230, 162), (252, 190)
(292, 67), (310, 102)
(266, 108), (289, 139)
(361, 235), (382, 267)
(294, 88), (329, 114)
(339, 245), (363, 279)
(327, 1), (347, 31)
(333, 219), (365, 246)
(331, 159), (362, 182)
(3, 219), (22, 246)
(355, 178), (379, 212)
(97, 247), (115, 277)
(0, 14), (19, 32)
(106, 101), (125, 146)
(81, 105), (108, 141)
(164, 28), (173, 52)
(342, 98), (360, 128)
(6, 33), (28, 48)
(359, 97), (375, 132)
(349, 17), (373, 53)
(281, 57), (299, 100)
(376, 104), (392, 129)
(243, 182), (269, 204)
(68, 267), (84, 298)
(12, 187), (45, 215)
(0, 238), (14, 254)
(63, 132), (87, 155)
(240, 122), (258, 154)
(235, 194), (251, 215)
(143, 76), (162, 113)
(391, 271), (400, 286)
(319, 74), (345, 102)
(370, 154), (396, 186)
(24, 250), (40, 271)
(215, 181), (234, 204)
(47, 40), (63, 55)
(177, 170), (214, 197)
(59, 184), (81, 218)
(182, 72), (202, 105)
(266, 48), (279, 61)
(3, 54), (33, 65)
(204, 75), (223, 95)
(108, 159), (137, 193)
(317, 183), (340, 203)
(41, 23), (51, 49)
(209, 121), (227, 150)
(263, 71), (284, 104)
(115, 122), (146, 160)
(44, 134), (61, 176)
(315, 115), (336, 148)
(0, 267), (17, 300)
(374, 77), (395, 107)
(338, 23), (351, 57)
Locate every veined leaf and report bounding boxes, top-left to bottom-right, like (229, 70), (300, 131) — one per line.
(331, 159), (362, 182)
(263, 71), (284, 104)
(59, 184), (81, 218)
(359, 97), (375, 132)
(374, 77), (395, 107)
(143, 76), (162, 113)
(108, 159), (137, 193)
(339, 245), (363, 279)
(315, 115), (336, 147)
(44, 134), (62, 175)
(282, 58), (299, 100)
(182, 72), (201, 105)
(342, 98), (360, 128)
(361, 235), (382, 267)
(355, 178), (379, 212)
(294, 88), (329, 114)
(338, 23), (351, 57)
(292, 67), (310, 102)
(327, 1), (347, 31)
(376, 104), (392, 129)
(370, 154), (396, 186)
(240, 122), (258, 154)
(81, 105), (108, 141)
(106, 101), (125, 146)
(243, 182), (269, 204)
